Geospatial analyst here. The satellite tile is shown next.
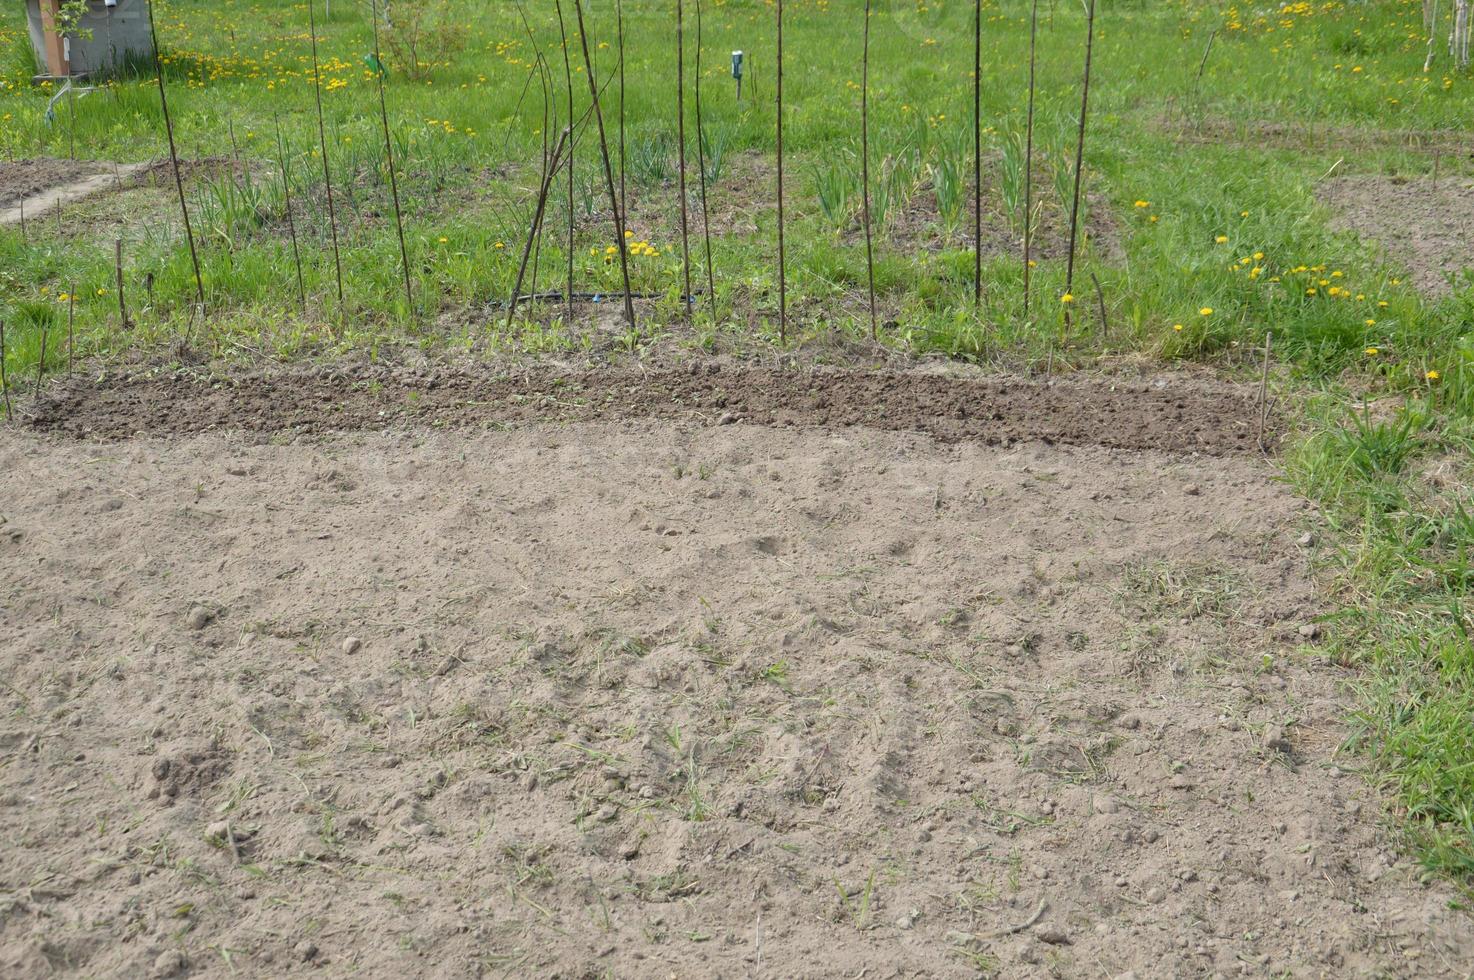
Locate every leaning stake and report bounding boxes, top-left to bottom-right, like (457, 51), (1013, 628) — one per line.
(146, 1), (205, 323)
(1063, 0), (1097, 339)
(0, 319), (10, 420)
(554, 0), (576, 323)
(572, 0), (637, 328)
(308, 0), (345, 310)
(508, 128), (572, 332)
(274, 117), (307, 312)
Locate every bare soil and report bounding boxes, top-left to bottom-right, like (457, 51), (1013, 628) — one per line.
(27, 364), (1268, 455)
(1320, 174), (1474, 295)
(3, 370), (1472, 978)
(0, 158), (107, 209)
(1160, 113), (1473, 156)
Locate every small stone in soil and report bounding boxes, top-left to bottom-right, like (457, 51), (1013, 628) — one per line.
(1263, 724), (1293, 755)
(152, 950), (187, 978)
(185, 606), (214, 630)
(342, 636), (362, 654)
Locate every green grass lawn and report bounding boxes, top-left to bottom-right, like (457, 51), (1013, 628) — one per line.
(3, 0), (1474, 884)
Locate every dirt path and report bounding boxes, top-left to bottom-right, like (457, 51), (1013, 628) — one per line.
(2, 375), (1470, 977)
(28, 365), (1270, 455)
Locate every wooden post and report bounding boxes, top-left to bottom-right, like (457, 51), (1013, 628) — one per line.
(37, 0), (70, 78)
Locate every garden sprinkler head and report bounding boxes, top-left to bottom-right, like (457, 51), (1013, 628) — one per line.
(731, 50), (743, 101)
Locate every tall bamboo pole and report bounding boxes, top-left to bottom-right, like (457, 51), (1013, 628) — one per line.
(973, 0), (983, 308)
(371, 0), (414, 321)
(676, 0), (692, 318)
(618, 0), (627, 223)
(694, 0), (716, 321)
(776, 0), (786, 345)
(862, 0), (876, 339)
(572, 0), (637, 328)
(308, 0), (345, 309)
(554, 0), (576, 323)
(1063, 0), (1097, 338)
(1023, 0), (1039, 314)
(146, 2), (205, 320)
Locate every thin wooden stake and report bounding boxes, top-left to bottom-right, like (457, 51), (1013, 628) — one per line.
(776, 0), (787, 345)
(618, 0), (627, 223)
(862, 0), (876, 339)
(67, 284), (75, 377)
(1023, 0), (1039, 314)
(0, 320), (10, 421)
(973, 0), (983, 308)
(371, 0), (414, 322)
(694, 0), (717, 321)
(514, 1), (552, 300)
(35, 316), (48, 399)
(308, 0), (345, 309)
(508, 128), (572, 332)
(572, 0), (636, 329)
(676, 0), (692, 318)
(115, 238), (130, 329)
(1062, 0), (1097, 340)
(554, 0), (576, 322)
(1090, 271), (1107, 338)
(146, 0), (205, 321)
(18, 199), (24, 242)
(1258, 331), (1273, 449)
(274, 116), (307, 312)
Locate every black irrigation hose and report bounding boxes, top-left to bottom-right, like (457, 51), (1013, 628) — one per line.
(490, 289), (707, 310)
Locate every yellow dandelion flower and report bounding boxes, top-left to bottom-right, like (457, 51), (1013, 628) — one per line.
(1365, 347), (1379, 356)
(1215, 235), (1228, 243)
(1427, 370), (1440, 381)
(1173, 323), (1184, 332)
(1060, 293), (1074, 304)
(1199, 307), (1213, 316)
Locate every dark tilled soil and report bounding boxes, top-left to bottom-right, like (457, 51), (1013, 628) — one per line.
(29, 365), (1270, 454)
(0, 158), (107, 208)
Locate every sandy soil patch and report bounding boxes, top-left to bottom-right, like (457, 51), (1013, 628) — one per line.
(2, 396), (1472, 976)
(1320, 174), (1474, 295)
